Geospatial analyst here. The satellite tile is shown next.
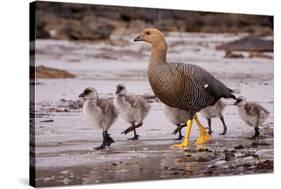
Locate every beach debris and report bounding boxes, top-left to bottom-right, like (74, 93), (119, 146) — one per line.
(40, 119), (54, 122)
(217, 36), (273, 52)
(224, 50), (244, 58)
(36, 65), (76, 79)
(234, 144), (245, 150)
(248, 52), (273, 59)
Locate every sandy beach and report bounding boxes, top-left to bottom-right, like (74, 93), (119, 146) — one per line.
(31, 32), (273, 187)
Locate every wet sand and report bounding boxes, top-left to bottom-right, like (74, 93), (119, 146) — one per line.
(32, 32), (273, 187)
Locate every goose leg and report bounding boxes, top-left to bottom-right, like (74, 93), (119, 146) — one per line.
(177, 125), (184, 140)
(122, 123), (135, 135)
(219, 116), (227, 135)
(194, 114), (211, 145)
(128, 128), (139, 140)
(171, 119), (193, 149)
(95, 131), (115, 150)
(105, 132), (115, 146)
(252, 126), (260, 139)
(122, 122), (142, 140)
(207, 118), (213, 135)
(172, 123), (185, 140)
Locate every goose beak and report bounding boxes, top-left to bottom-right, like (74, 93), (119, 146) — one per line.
(78, 93), (84, 98)
(134, 34), (143, 42)
(233, 99), (240, 105)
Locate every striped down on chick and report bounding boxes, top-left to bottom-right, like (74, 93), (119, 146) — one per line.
(164, 105), (191, 140)
(200, 99), (227, 135)
(79, 87), (118, 150)
(234, 96), (269, 139)
(134, 28), (236, 148)
(114, 84), (151, 140)
(165, 100), (227, 140)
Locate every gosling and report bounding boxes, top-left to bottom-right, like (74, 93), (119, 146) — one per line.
(164, 105), (190, 140)
(165, 100), (227, 140)
(79, 87), (118, 149)
(114, 84), (151, 140)
(234, 96), (269, 139)
(200, 100), (228, 135)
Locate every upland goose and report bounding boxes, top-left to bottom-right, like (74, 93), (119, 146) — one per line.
(134, 28), (236, 148)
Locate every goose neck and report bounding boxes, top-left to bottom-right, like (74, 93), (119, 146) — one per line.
(150, 42), (167, 65)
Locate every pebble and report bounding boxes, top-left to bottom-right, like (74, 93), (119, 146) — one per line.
(40, 119), (54, 122)
(214, 160), (227, 166)
(234, 144), (245, 150)
(242, 156), (255, 164)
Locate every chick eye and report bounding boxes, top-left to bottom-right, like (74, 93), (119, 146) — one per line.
(146, 31), (150, 35)
(84, 89), (91, 95)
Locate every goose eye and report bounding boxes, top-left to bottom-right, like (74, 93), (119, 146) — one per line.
(84, 89), (92, 95)
(117, 86), (124, 90)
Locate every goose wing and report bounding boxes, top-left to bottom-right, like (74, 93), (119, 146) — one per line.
(98, 99), (110, 114)
(190, 64), (235, 103)
(125, 95), (138, 107)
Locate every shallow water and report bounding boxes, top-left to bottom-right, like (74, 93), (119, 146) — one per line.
(32, 32), (274, 187)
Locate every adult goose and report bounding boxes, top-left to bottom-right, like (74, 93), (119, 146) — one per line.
(134, 28), (236, 148)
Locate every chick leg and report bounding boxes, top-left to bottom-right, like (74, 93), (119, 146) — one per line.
(105, 132), (115, 146)
(194, 114), (211, 145)
(122, 122), (135, 135)
(253, 126), (260, 139)
(171, 119), (193, 149)
(172, 123), (186, 140)
(219, 116), (227, 135)
(95, 130), (108, 150)
(128, 128), (140, 140)
(207, 118), (213, 135)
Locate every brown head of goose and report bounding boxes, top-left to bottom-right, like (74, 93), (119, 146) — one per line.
(114, 84), (151, 140)
(79, 87), (118, 150)
(234, 96), (269, 139)
(134, 28), (236, 148)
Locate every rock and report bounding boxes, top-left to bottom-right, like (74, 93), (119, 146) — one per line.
(111, 163), (118, 168)
(196, 155), (215, 162)
(69, 17), (115, 40)
(197, 148), (213, 152)
(224, 150), (236, 161)
(234, 152), (245, 158)
(242, 156), (256, 164)
(35, 2), (273, 41)
(214, 160), (227, 166)
(251, 142), (270, 148)
(248, 52), (273, 59)
(175, 156), (193, 163)
(256, 160), (273, 170)
(217, 36), (273, 52)
(36, 66), (76, 79)
(40, 119), (54, 123)
(234, 144), (245, 150)
(205, 170), (214, 176)
(224, 50), (244, 58)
